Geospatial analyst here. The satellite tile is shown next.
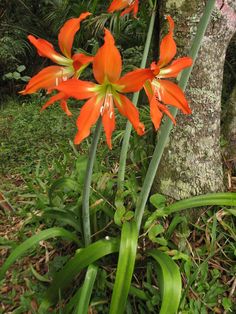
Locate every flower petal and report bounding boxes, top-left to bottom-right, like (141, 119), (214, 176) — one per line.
(60, 99), (72, 116)
(20, 66), (73, 94)
(102, 105), (115, 149)
(58, 12), (91, 59)
(93, 29), (122, 84)
(150, 96), (163, 130)
(108, 0), (129, 13)
(56, 78), (96, 100)
(144, 81), (162, 129)
(28, 35), (69, 65)
(120, 0), (139, 17)
(114, 94), (145, 135)
(157, 16), (176, 68)
(158, 103), (176, 125)
(159, 57), (192, 78)
(117, 69), (154, 93)
(144, 81), (176, 128)
(74, 96), (102, 145)
(41, 92), (66, 111)
(72, 53), (94, 72)
(158, 80), (192, 114)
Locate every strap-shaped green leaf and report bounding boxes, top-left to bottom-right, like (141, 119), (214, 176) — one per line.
(74, 264), (98, 314)
(39, 237), (119, 311)
(0, 227), (79, 280)
(150, 192), (236, 217)
(43, 209), (81, 232)
(109, 221), (138, 314)
(148, 250), (182, 314)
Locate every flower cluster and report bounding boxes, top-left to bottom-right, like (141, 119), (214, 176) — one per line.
(21, 2), (192, 149)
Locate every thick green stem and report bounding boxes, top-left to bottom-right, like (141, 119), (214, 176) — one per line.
(117, 1), (157, 192)
(82, 118), (102, 247)
(134, 0), (217, 231)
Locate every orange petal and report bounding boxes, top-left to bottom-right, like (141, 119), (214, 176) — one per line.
(144, 81), (176, 128)
(72, 53), (94, 72)
(158, 103), (176, 125)
(159, 57), (192, 78)
(20, 66), (73, 94)
(41, 92), (66, 111)
(158, 80), (191, 114)
(102, 105), (115, 149)
(144, 80), (154, 103)
(144, 82), (162, 129)
(28, 35), (69, 65)
(114, 94), (145, 135)
(74, 96), (101, 145)
(117, 69), (154, 93)
(157, 16), (176, 68)
(60, 99), (72, 116)
(120, 0), (139, 17)
(56, 78), (96, 100)
(93, 29), (122, 84)
(58, 12), (91, 59)
(150, 97), (163, 130)
(108, 0), (129, 13)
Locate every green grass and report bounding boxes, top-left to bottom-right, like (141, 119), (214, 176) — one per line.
(0, 98), (235, 313)
(0, 97), (78, 176)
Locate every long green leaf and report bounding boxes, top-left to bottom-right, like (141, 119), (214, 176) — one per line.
(74, 264), (98, 314)
(0, 227), (79, 280)
(109, 221), (138, 314)
(148, 250), (182, 314)
(43, 210), (81, 232)
(166, 192), (236, 213)
(39, 237), (119, 311)
(150, 192), (236, 217)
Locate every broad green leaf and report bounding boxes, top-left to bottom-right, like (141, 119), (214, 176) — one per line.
(109, 221), (138, 314)
(39, 237), (119, 311)
(107, 281), (148, 301)
(166, 193), (236, 214)
(148, 250), (182, 314)
(0, 227), (79, 280)
(75, 264), (98, 314)
(150, 194), (166, 208)
(150, 192), (236, 218)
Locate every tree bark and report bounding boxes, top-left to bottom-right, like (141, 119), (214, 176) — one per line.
(153, 0), (236, 199)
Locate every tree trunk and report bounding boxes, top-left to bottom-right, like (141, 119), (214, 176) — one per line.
(153, 0), (236, 199)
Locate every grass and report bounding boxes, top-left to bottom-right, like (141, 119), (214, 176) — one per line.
(0, 98), (235, 313)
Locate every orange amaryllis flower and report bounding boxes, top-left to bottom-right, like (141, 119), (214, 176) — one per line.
(108, 0), (139, 17)
(20, 12), (93, 116)
(49, 29), (152, 149)
(144, 16), (193, 129)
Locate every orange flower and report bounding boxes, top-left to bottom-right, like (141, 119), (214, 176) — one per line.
(20, 12), (93, 116)
(108, 0), (139, 17)
(144, 16), (193, 129)
(48, 29), (152, 149)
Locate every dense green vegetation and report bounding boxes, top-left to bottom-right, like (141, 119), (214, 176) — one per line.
(1, 99), (235, 313)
